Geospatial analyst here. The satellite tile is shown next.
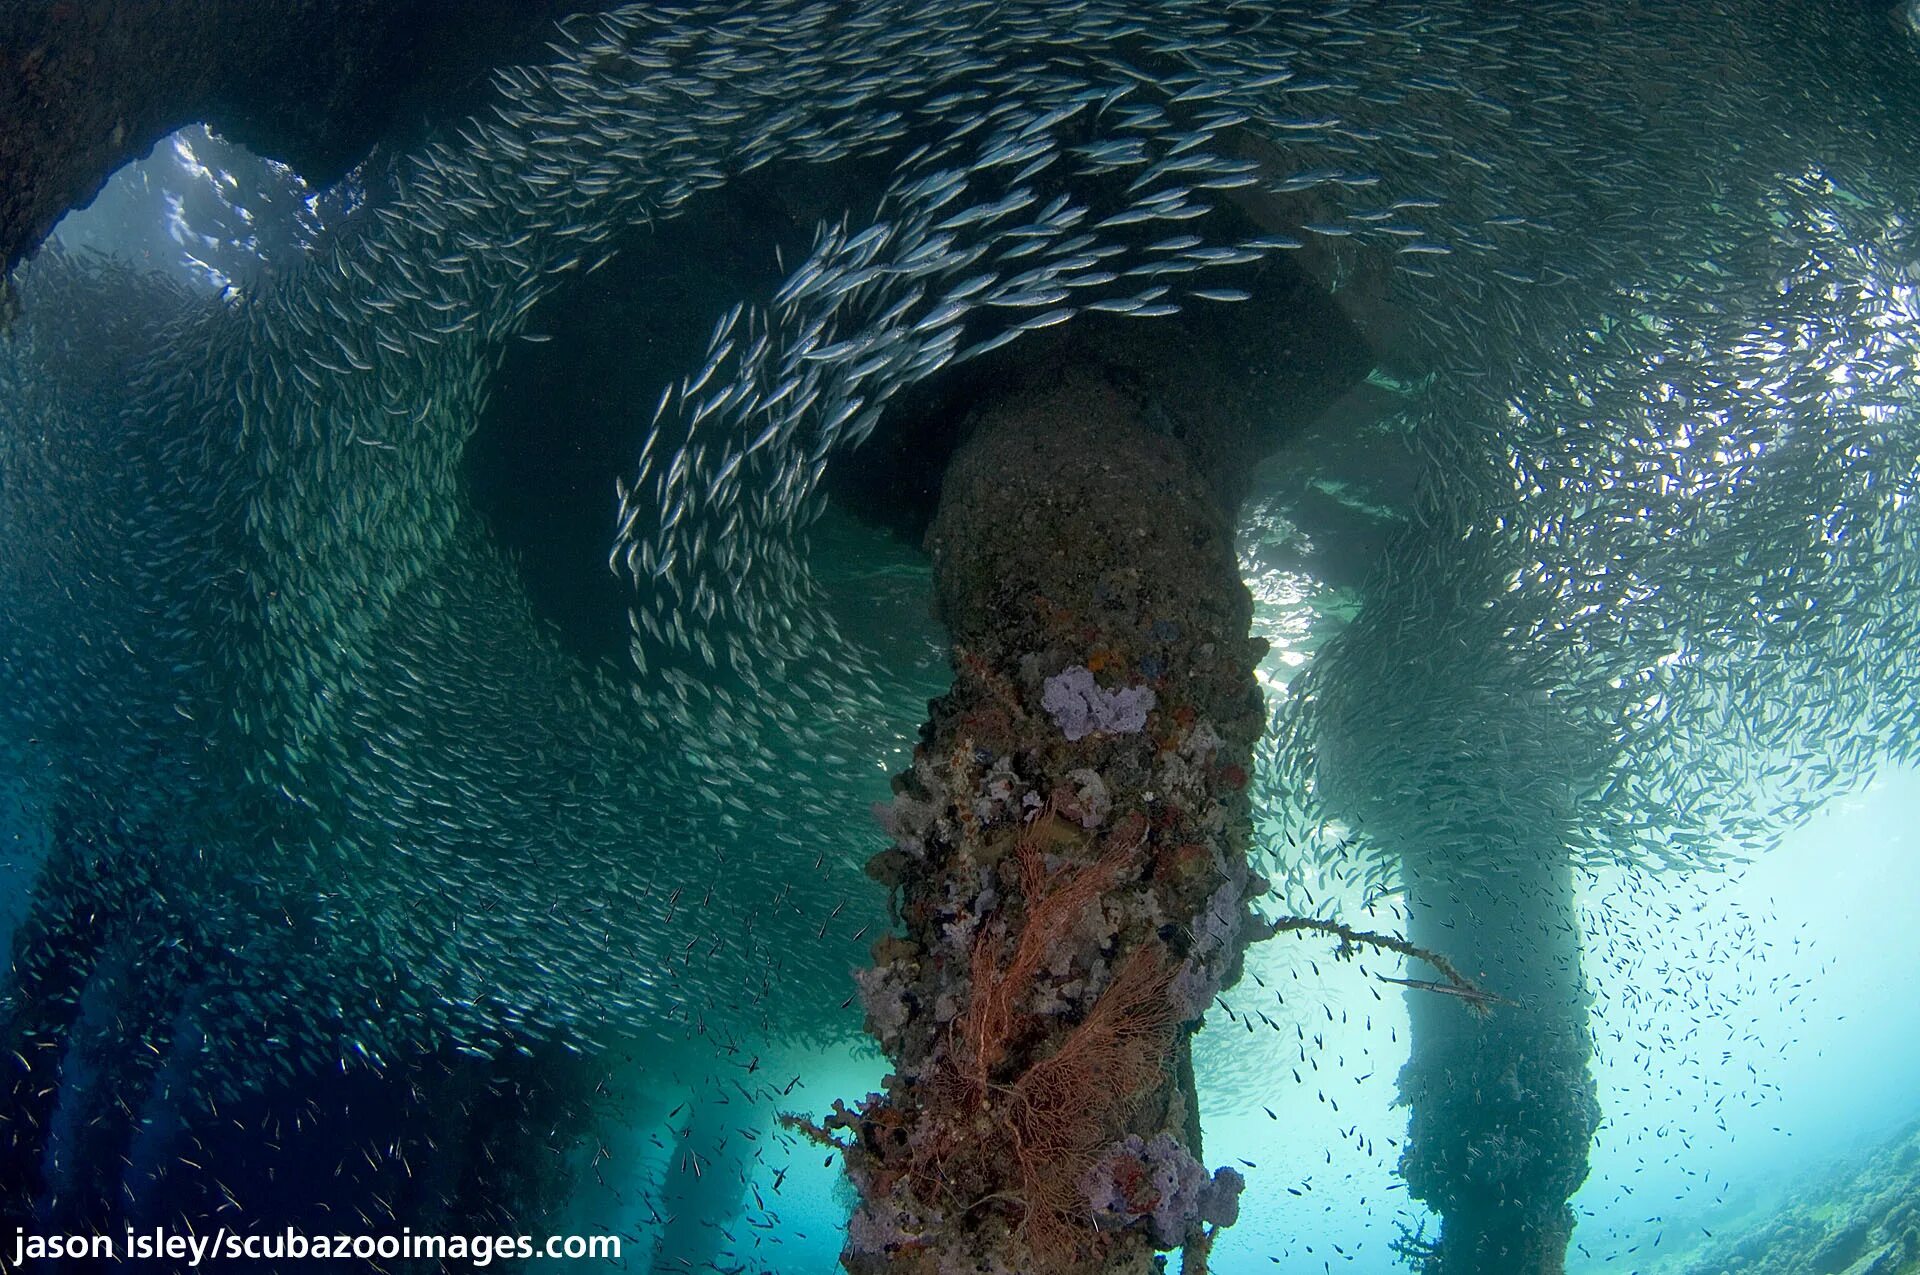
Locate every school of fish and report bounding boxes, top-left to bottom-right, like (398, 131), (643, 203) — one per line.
(2, 0), (1919, 1265)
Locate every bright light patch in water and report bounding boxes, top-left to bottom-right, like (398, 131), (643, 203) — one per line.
(48, 124), (361, 298)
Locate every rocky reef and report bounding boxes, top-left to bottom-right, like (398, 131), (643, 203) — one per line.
(1660, 1117), (1920, 1275)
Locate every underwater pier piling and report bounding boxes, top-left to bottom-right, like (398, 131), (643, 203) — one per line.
(778, 207), (1375, 1271)
(818, 337), (1275, 1272)
(1309, 587), (1608, 1275)
(1397, 851), (1599, 1275)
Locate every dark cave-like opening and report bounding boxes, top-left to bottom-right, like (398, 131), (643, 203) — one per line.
(464, 191), (777, 667)
(463, 154), (903, 666)
(465, 147), (1376, 670)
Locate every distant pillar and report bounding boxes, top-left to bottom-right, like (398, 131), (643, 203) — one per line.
(1306, 522), (1607, 1275)
(1396, 848), (1599, 1275)
(0, 817), (128, 1236)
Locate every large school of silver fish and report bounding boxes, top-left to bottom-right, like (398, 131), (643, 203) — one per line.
(3, 0), (1920, 1255)
(1249, 7), (1920, 896)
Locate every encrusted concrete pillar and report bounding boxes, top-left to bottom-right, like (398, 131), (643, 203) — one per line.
(1306, 526), (1609, 1275)
(818, 358), (1270, 1273)
(1396, 851), (1598, 1275)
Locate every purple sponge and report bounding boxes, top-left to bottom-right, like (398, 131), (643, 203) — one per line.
(1042, 665), (1156, 741)
(1081, 1132), (1246, 1245)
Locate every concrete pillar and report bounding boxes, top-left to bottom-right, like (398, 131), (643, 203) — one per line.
(1395, 849), (1599, 1275)
(818, 358), (1269, 1273)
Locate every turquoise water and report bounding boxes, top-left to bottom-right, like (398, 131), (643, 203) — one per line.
(1188, 769), (1920, 1273)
